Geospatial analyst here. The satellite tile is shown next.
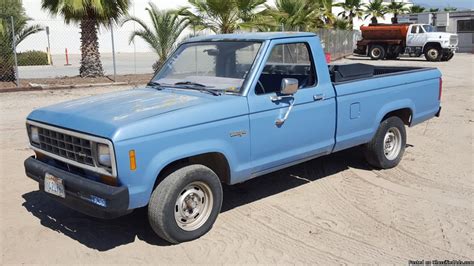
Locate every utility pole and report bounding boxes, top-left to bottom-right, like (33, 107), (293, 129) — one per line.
(11, 16), (19, 87)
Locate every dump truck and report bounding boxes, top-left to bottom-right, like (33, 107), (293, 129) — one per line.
(354, 23), (458, 61)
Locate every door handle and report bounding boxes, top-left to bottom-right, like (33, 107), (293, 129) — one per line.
(313, 94), (324, 101)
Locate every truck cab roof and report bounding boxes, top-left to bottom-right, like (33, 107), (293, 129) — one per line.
(185, 32), (317, 42)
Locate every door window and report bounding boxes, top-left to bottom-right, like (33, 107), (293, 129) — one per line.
(255, 42), (317, 95)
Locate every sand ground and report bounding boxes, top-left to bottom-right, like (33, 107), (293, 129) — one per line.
(0, 54), (473, 264)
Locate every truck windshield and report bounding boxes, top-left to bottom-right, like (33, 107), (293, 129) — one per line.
(152, 41), (263, 94)
(422, 25), (435, 32)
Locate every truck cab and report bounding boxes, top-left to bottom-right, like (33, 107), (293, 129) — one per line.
(406, 24), (458, 60)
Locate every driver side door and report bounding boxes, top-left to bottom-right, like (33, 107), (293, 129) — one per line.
(247, 39), (336, 176)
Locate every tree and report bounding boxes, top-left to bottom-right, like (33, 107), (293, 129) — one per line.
(0, 0), (43, 82)
(429, 8), (439, 12)
(409, 5), (425, 14)
(264, 0), (316, 31)
(364, 0), (386, 24)
(386, 1), (408, 24)
(122, 3), (189, 72)
(335, 0), (365, 28)
(316, 0), (336, 27)
(444, 7), (457, 12)
(333, 18), (351, 30)
(41, 0), (130, 78)
(177, 0), (266, 34)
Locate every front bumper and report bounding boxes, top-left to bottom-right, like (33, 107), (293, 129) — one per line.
(24, 156), (131, 219)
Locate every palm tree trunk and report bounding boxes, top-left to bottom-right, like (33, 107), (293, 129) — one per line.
(79, 19), (104, 77)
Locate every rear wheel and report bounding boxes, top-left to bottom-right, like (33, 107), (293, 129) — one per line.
(369, 45), (385, 60)
(364, 116), (406, 169)
(424, 46), (442, 61)
(148, 164), (223, 244)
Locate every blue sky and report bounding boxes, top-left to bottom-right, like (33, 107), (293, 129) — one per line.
(411, 0), (474, 9)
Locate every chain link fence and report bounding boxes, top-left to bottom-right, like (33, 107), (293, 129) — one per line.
(1, 17), (357, 89)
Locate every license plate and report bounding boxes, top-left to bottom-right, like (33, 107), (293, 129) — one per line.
(44, 173), (65, 198)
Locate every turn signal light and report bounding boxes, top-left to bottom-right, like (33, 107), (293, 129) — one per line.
(129, 150), (136, 171)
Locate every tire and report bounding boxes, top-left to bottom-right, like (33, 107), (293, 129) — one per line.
(369, 45), (385, 60)
(424, 46), (442, 61)
(364, 116), (406, 169)
(441, 52), (454, 61)
(386, 52), (399, 60)
(148, 164), (223, 244)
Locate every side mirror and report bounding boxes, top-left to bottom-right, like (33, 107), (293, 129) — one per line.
(280, 78), (298, 95)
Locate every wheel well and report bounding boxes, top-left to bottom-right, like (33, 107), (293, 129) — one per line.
(382, 108), (412, 125)
(423, 42), (441, 53)
(155, 152), (231, 188)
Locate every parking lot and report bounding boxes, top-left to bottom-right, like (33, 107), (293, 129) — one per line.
(0, 54), (472, 264)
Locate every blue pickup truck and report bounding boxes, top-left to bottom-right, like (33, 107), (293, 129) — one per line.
(24, 32), (442, 243)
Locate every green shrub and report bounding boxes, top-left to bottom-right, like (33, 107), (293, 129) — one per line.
(17, 50), (49, 66)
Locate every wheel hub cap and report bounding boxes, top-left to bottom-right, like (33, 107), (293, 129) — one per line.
(383, 127), (402, 160)
(174, 181), (213, 231)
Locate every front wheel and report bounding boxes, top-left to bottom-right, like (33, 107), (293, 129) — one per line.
(148, 164), (223, 244)
(364, 116), (407, 169)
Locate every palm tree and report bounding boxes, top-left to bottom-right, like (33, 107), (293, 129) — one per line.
(335, 0), (365, 28)
(333, 18), (351, 30)
(1, 0), (43, 82)
(122, 3), (189, 71)
(316, 0), (336, 27)
(444, 7), (457, 12)
(364, 0), (386, 24)
(265, 0), (316, 31)
(177, 0), (266, 34)
(41, 0), (130, 78)
(429, 8), (440, 12)
(386, 1), (408, 24)
(409, 5), (425, 14)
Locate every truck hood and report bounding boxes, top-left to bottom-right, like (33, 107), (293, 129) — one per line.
(27, 88), (248, 141)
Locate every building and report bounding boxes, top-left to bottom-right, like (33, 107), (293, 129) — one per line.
(400, 10), (474, 52)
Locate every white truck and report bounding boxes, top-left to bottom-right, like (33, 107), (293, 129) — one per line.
(354, 23), (458, 61)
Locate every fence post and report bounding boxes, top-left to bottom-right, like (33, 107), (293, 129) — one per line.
(10, 16), (19, 87)
(110, 19), (117, 82)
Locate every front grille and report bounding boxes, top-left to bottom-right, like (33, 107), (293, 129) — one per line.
(450, 35), (458, 46)
(35, 127), (95, 166)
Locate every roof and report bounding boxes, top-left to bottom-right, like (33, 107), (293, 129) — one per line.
(185, 32), (317, 42)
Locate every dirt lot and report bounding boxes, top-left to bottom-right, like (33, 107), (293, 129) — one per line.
(1, 54), (473, 264)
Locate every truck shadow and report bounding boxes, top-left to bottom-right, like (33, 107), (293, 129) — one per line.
(21, 146), (373, 251)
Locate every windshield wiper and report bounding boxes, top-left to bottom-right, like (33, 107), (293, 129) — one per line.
(146, 81), (164, 89)
(174, 81), (210, 88)
(174, 81), (221, 96)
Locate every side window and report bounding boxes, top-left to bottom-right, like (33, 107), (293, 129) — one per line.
(255, 42), (317, 95)
(411, 26), (418, 34)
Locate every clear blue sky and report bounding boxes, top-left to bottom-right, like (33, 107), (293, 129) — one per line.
(411, 0), (474, 9)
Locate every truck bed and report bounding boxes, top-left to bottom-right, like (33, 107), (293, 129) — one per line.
(329, 63), (432, 83)
(330, 64), (441, 152)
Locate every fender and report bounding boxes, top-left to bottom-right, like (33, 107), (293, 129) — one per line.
(373, 98), (415, 134)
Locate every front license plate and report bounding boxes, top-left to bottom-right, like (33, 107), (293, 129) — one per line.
(44, 173), (65, 198)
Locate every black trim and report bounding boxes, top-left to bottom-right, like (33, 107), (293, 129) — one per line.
(435, 106), (442, 117)
(24, 156), (130, 219)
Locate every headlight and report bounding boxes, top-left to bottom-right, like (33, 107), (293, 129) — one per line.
(97, 143), (112, 167)
(30, 126), (40, 144)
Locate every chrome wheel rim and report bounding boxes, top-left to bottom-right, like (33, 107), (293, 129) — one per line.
(174, 181), (213, 231)
(428, 49), (439, 59)
(383, 127), (402, 160)
(371, 48), (381, 58)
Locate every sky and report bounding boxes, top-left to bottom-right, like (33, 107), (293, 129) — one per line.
(411, 0), (474, 9)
